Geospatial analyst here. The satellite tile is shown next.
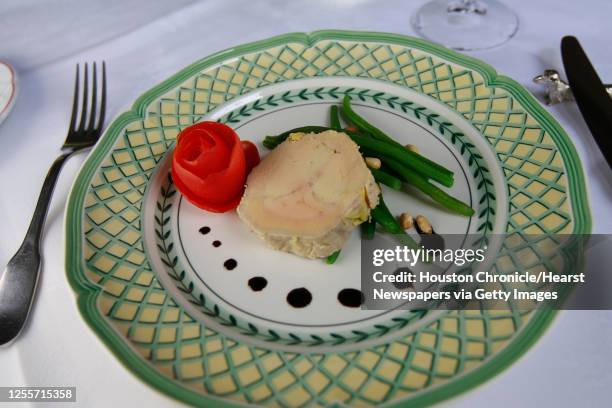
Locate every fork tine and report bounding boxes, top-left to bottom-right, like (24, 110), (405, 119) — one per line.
(64, 62), (107, 147)
(68, 64), (80, 133)
(86, 63), (97, 133)
(97, 61), (107, 132)
(77, 63), (89, 133)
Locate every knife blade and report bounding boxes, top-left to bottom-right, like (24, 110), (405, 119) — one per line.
(561, 36), (612, 168)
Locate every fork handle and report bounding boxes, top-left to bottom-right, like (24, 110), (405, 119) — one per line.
(0, 152), (70, 345)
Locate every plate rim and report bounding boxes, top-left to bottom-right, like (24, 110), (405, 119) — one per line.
(65, 29), (592, 408)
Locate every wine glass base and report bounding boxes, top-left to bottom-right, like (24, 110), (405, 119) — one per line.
(412, 0), (519, 51)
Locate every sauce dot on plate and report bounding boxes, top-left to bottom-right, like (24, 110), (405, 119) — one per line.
(287, 288), (312, 308)
(224, 259), (237, 270)
(337, 288), (364, 308)
(199, 226), (211, 235)
(248, 277), (267, 291)
(212, 240), (222, 247)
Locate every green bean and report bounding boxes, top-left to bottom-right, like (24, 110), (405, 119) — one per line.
(326, 250), (341, 264)
(371, 199), (402, 234)
(361, 219), (376, 240)
(263, 126), (329, 149)
(330, 105), (341, 130)
(371, 197), (418, 249)
(347, 132), (454, 188)
(342, 95), (403, 147)
(380, 163), (403, 180)
(385, 158), (475, 216)
(370, 169), (402, 190)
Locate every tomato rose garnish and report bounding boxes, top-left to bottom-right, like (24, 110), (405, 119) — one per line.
(171, 122), (259, 213)
(241, 140), (261, 172)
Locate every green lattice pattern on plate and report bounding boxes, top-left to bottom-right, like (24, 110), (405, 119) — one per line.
(68, 31), (590, 407)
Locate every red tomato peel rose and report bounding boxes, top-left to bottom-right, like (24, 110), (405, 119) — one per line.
(171, 122), (259, 213)
(241, 140), (261, 172)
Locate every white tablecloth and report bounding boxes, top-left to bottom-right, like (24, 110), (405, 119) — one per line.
(1, 0), (611, 406)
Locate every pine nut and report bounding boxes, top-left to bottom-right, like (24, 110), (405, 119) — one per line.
(365, 157), (381, 170)
(405, 144), (419, 154)
(415, 215), (433, 234)
(399, 213), (414, 230)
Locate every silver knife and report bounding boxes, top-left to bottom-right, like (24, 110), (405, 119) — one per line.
(561, 36), (612, 168)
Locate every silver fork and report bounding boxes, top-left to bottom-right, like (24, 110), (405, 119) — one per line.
(0, 62), (107, 345)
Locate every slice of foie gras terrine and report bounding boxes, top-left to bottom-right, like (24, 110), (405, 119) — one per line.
(237, 130), (380, 258)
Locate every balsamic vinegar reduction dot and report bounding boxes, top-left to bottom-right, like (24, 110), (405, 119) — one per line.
(212, 240), (222, 247)
(287, 288), (312, 308)
(198, 226), (211, 235)
(248, 276), (267, 291)
(337, 288), (364, 308)
(224, 259), (237, 270)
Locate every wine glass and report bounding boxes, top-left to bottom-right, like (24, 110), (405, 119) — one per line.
(412, 0), (519, 51)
